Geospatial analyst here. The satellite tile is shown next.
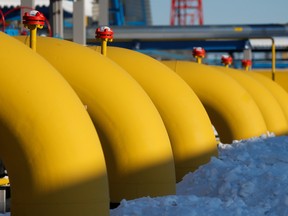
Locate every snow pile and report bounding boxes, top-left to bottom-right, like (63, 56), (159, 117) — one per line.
(111, 135), (288, 216)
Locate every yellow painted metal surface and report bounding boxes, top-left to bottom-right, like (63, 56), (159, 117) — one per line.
(0, 33), (109, 215)
(246, 72), (288, 126)
(16, 36), (176, 202)
(251, 70), (288, 94)
(0, 178), (9, 186)
(253, 70), (273, 79)
(215, 66), (288, 136)
(163, 61), (268, 143)
(274, 71), (288, 93)
(90, 46), (217, 182)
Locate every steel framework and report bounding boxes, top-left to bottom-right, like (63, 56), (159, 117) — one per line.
(170, 0), (203, 26)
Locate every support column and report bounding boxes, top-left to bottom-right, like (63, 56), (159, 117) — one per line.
(243, 41), (252, 60)
(49, 0), (63, 38)
(99, 0), (109, 25)
(73, 0), (86, 45)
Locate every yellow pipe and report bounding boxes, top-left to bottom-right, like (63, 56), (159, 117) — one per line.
(272, 38), (276, 81)
(1, 33), (109, 215)
(16, 36), (176, 202)
(214, 66), (288, 135)
(247, 72), (288, 125)
(163, 60), (268, 143)
(90, 46), (217, 182)
(272, 71), (288, 93)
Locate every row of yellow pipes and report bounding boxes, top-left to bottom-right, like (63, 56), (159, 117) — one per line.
(0, 10), (284, 216)
(12, 33), (284, 214)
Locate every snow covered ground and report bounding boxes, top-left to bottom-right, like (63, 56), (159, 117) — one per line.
(111, 135), (288, 216)
(2, 135), (288, 215)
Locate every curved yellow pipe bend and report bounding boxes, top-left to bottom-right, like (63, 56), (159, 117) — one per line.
(214, 66), (288, 136)
(247, 72), (288, 125)
(162, 60), (268, 143)
(15, 36), (176, 202)
(0, 33), (109, 216)
(90, 46), (217, 182)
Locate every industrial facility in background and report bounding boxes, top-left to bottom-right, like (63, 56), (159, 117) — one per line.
(101, 0), (152, 26)
(0, 0), (287, 68)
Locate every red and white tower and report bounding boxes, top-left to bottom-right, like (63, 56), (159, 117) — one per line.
(170, 0), (203, 26)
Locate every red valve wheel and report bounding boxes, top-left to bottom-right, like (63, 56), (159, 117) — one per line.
(23, 10), (45, 26)
(95, 26), (114, 40)
(221, 55), (233, 65)
(192, 47), (206, 58)
(241, 59), (252, 68)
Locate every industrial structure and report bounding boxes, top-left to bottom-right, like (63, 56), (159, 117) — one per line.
(0, 0), (287, 69)
(0, 1), (288, 215)
(170, 0), (203, 26)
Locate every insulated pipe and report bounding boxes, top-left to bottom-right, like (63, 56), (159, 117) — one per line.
(16, 36), (176, 202)
(247, 72), (288, 124)
(0, 33), (109, 216)
(90, 46), (218, 182)
(163, 60), (268, 143)
(214, 66), (288, 136)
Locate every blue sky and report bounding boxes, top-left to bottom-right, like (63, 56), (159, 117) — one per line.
(150, 0), (288, 25)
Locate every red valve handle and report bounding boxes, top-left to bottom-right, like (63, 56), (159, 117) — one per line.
(192, 47), (206, 58)
(95, 26), (114, 40)
(241, 59), (252, 67)
(23, 10), (45, 26)
(221, 55), (233, 65)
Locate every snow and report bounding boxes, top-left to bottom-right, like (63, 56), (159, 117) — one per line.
(111, 135), (288, 216)
(2, 135), (288, 215)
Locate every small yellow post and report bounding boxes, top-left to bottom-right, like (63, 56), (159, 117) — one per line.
(29, 26), (37, 51)
(101, 39), (108, 56)
(196, 57), (202, 64)
(26, 24), (43, 51)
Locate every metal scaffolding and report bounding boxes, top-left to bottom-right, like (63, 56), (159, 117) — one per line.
(170, 0), (203, 26)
